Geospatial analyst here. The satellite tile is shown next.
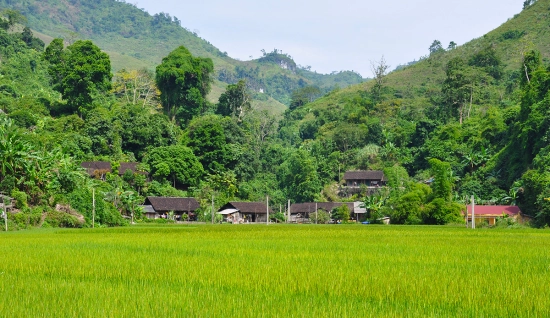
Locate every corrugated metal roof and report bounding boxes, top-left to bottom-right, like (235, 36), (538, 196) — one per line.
(144, 197), (200, 212)
(343, 170), (387, 181)
(221, 202), (273, 214)
(466, 205), (521, 216)
(119, 162), (138, 175)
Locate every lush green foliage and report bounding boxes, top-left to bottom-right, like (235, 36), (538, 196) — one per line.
(216, 80), (251, 120)
(155, 46), (213, 123)
(144, 145), (203, 188)
(45, 40), (112, 117)
(3, 2), (550, 228)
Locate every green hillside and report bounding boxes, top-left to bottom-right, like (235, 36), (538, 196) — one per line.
(278, 0), (550, 225)
(2, 0), (550, 230)
(307, 1), (549, 110)
(0, 0), (363, 112)
(282, 0), (550, 147)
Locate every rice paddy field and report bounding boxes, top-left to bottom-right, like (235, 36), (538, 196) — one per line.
(0, 225), (549, 317)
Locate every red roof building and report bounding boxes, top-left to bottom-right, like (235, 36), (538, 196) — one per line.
(465, 205), (530, 226)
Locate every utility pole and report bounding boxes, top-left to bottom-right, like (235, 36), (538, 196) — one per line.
(471, 195), (475, 229)
(92, 188), (95, 229)
(3, 195), (7, 232)
(315, 202), (318, 224)
(266, 196), (269, 225)
(287, 200), (291, 224)
(211, 195), (214, 224)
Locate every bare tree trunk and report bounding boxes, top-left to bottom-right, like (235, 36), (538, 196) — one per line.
(468, 84), (474, 119)
(459, 103), (463, 125)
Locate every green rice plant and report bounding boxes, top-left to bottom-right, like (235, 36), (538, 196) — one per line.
(0, 225), (548, 317)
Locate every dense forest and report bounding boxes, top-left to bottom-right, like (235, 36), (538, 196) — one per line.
(1, 0), (550, 229)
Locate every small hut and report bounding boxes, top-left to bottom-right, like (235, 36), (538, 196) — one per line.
(219, 202), (273, 223)
(142, 197), (200, 221)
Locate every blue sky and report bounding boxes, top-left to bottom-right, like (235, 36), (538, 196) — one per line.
(134, 0), (522, 77)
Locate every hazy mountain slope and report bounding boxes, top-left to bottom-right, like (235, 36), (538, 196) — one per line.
(305, 1), (549, 113)
(0, 0), (363, 112)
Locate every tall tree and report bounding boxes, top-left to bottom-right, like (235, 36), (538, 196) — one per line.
(447, 41), (457, 50)
(469, 45), (503, 80)
(278, 149), (322, 203)
(429, 158), (453, 201)
(46, 40), (112, 117)
(289, 85), (322, 110)
(112, 68), (159, 108)
(216, 79), (251, 121)
(43, 38), (65, 89)
(0, 9), (26, 31)
(185, 115), (234, 173)
(144, 145), (204, 188)
(429, 40), (444, 55)
(442, 57), (472, 124)
(370, 56), (390, 102)
(155, 46), (213, 123)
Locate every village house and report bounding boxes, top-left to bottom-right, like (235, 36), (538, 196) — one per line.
(141, 196), (200, 220)
(218, 202), (273, 223)
(344, 170), (387, 187)
(81, 161), (112, 180)
(340, 170), (387, 197)
(289, 202), (369, 223)
(465, 205), (532, 226)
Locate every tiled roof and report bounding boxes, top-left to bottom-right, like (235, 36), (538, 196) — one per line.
(119, 162), (139, 175)
(144, 197), (200, 212)
(290, 202), (354, 213)
(466, 205), (521, 216)
(81, 161), (112, 176)
(222, 202), (273, 214)
(343, 170), (387, 181)
(81, 161), (112, 170)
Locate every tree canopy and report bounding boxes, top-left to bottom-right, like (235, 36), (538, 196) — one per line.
(155, 46), (213, 123)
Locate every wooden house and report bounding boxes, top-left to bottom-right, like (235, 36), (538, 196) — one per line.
(340, 170), (387, 197)
(218, 202), (273, 223)
(141, 196), (200, 220)
(343, 170), (387, 187)
(465, 205), (531, 226)
(81, 161), (112, 180)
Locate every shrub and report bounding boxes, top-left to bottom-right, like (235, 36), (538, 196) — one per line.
(309, 210), (331, 224)
(66, 187), (127, 227)
(10, 190), (27, 209)
(332, 205), (351, 223)
(271, 212), (286, 223)
(423, 199), (465, 225)
(43, 210), (82, 228)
